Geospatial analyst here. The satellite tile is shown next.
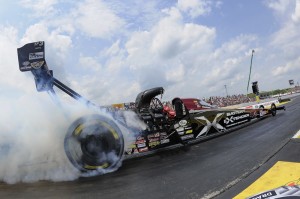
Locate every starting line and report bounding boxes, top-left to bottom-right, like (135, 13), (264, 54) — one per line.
(234, 161), (300, 199)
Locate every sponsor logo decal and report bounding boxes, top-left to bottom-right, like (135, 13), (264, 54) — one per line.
(21, 61), (31, 70)
(135, 139), (145, 144)
(137, 143), (146, 148)
(129, 144), (137, 149)
(137, 136), (145, 140)
(176, 126), (184, 132)
(181, 134), (194, 140)
(22, 61), (30, 66)
(34, 41), (44, 46)
(160, 132), (168, 139)
(248, 191), (276, 199)
(186, 129), (193, 134)
(149, 138), (160, 142)
(29, 52), (44, 60)
(226, 110), (245, 116)
(179, 120), (187, 126)
(148, 133), (160, 139)
(149, 141), (160, 147)
(138, 147), (148, 152)
(224, 113), (250, 124)
(33, 41), (44, 50)
(195, 113), (226, 138)
(30, 61), (44, 69)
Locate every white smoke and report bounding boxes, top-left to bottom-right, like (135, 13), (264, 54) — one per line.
(120, 110), (147, 150)
(0, 70), (147, 184)
(0, 91), (80, 184)
(0, 86), (140, 184)
(0, 28), (146, 183)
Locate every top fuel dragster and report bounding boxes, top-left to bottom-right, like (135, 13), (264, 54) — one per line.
(17, 41), (286, 175)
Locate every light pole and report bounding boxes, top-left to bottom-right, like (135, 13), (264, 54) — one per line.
(247, 49), (255, 94)
(224, 84), (228, 96)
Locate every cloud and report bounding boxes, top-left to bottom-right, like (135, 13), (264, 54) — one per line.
(292, 0), (300, 22)
(150, 7), (215, 59)
(268, 0), (300, 49)
(79, 55), (102, 71)
(0, 26), (29, 93)
(165, 63), (185, 83)
(19, 0), (58, 17)
(74, 0), (125, 39)
(210, 34), (257, 82)
(265, 0), (300, 80)
(177, 0), (213, 18)
(272, 57), (300, 76)
(265, 0), (293, 16)
(115, 6), (219, 98)
(125, 6), (215, 70)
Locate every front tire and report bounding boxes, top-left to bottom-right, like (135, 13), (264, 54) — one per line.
(270, 103), (277, 116)
(64, 114), (124, 175)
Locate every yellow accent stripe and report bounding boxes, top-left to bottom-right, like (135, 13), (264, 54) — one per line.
(74, 124), (84, 135)
(186, 129), (193, 134)
(84, 162), (109, 169)
(99, 121), (119, 139)
(278, 101), (290, 106)
(74, 120), (102, 136)
(234, 161), (300, 199)
(74, 120), (119, 140)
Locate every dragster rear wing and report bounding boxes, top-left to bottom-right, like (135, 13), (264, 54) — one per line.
(17, 41), (53, 92)
(17, 41), (96, 107)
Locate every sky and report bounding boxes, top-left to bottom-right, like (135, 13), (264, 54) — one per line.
(1, 0), (300, 104)
(0, 0), (300, 183)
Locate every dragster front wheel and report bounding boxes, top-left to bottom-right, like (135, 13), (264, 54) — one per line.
(64, 114), (124, 175)
(270, 103), (277, 116)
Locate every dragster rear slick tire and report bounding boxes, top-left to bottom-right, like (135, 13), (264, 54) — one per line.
(64, 114), (124, 175)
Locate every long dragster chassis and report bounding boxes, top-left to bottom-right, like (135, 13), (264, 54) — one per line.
(17, 41), (286, 175)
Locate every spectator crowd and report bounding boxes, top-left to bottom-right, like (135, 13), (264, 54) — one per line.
(203, 94), (256, 107)
(107, 94), (257, 110)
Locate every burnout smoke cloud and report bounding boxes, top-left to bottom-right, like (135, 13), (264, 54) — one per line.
(0, 34), (144, 184)
(0, 74), (144, 183)
(0, 91), (80, 183)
